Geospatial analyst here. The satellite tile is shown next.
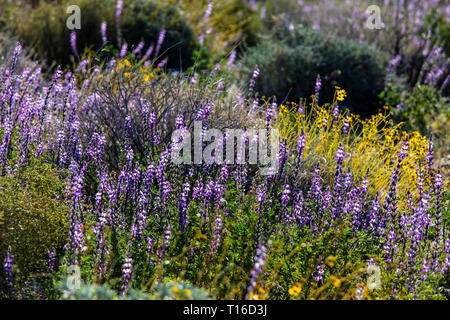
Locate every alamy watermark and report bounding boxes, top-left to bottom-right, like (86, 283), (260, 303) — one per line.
(171, 121), (280, 176)
(365, 5), (385, 30)
(66, 5), (81, 30)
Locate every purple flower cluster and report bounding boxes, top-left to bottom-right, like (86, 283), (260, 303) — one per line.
(246, 244), (267, 299)
(3, 249), (14, 289)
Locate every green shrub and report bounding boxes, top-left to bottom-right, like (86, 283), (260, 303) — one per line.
(380, 83), (450, 173)
(120, 0), (198, 71)
(239, 25), (388, 117)
(0, 160), (70, 286)
(381, 83), (449, 136)
(7, 0), (198, 71)
(162, 0), (263, 53)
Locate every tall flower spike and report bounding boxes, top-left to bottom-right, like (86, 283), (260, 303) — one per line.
(246, 244), (267, 299)
(116, 0), (124, 45)
(100, 21), (107, 44)
(3, 248), (14, 290)
(70, 31), (78, 59)
(249, 66), (260, 95)
(314, 74), (321, 104)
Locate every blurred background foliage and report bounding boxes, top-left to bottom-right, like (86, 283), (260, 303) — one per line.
(0, 159), (70, 292)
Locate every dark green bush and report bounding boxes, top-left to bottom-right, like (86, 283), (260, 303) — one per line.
(239, 25), (388, 117)
(120, 0), (198, 71)
(7, 0), (198, 71)
(0, 160), (70, 288)
(380, 83), (449, 136)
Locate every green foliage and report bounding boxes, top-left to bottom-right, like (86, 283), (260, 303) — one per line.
(240, 24), (388, 117)
(0, 160), (70, 284)
(162, 0), (263, 53)
(120, 0), (198, 71)
(6, 0), (199, 71)
(381, 83), (449, 136)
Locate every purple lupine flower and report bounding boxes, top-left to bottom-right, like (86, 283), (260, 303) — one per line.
(387, 55), (401, 78)
(367, 195), (380, 234)
(142, 45), (154, 61)
(313, 263), (325, 285)
(354, 284), (364, 300)
(119, 42), (128, 58)
(216, 81), (224, 93)
(298, 100), (304, 115)
(251, 98), (259, 113)
(175, 114), (184, 129)
(157, 58), (167, 68)
(116, 0), (124, 45)
(70, 31), (78, 58)
(420, 259), (431, 280)
(227, 50), (236, 67)
(100, 21), (107, 44)
(192, 178), (204, 200)
(155, 29), (166, 58)
(47, 248), (56, 273)
(426, 138), (434, 173)
(309, 165), (322, 202)
(289, 22), (295, 33)
(385, 140), (409, 221)
(132, 41), (145, 56)
(341, 117), (349, 136)
(190, 76), (198, 88)
(178, 182), (191, 231)
(293, 190), (304, 226)
(423, 46), (442, 68)
(434, 171), (443, 238)
(332, 102), (339, 123)
(199, 1), (214, 44)
(249, 67), (260, 95)
(157, 227), (171, 262)
(211, 63), (221, 77)
(260, 6), (266, 19)
(440, 75), (450, 92)
(314, 74), (321, 104)
(246, 244), (267, 299)
(147, 237), (155, 264)
(10, 42), (22, 74)
(265, 102), (276, 131)
(3, 248), (14, 289)
(281, 184), (292, 222)
(116, 0), (123, 19)
(195, 103), (212, 121)
(210, 214), (223, 257)
(120, 255), (133, 294)
(335, 145), (345, 166)
(278, 139), (289, 176)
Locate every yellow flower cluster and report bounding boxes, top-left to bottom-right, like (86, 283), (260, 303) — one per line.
(274, 87), (435, 208)
(288, 282), (303, 298)
(116, 59), (156, 82)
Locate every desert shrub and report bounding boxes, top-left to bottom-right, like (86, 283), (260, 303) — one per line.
(162, 0), (263, 53)
(239, 25), (388, 117)
(77, 56), (254, 172)
(380, 83), (450, 174)
(0, 159), (70, 293)
(6, 0), (199, 71)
